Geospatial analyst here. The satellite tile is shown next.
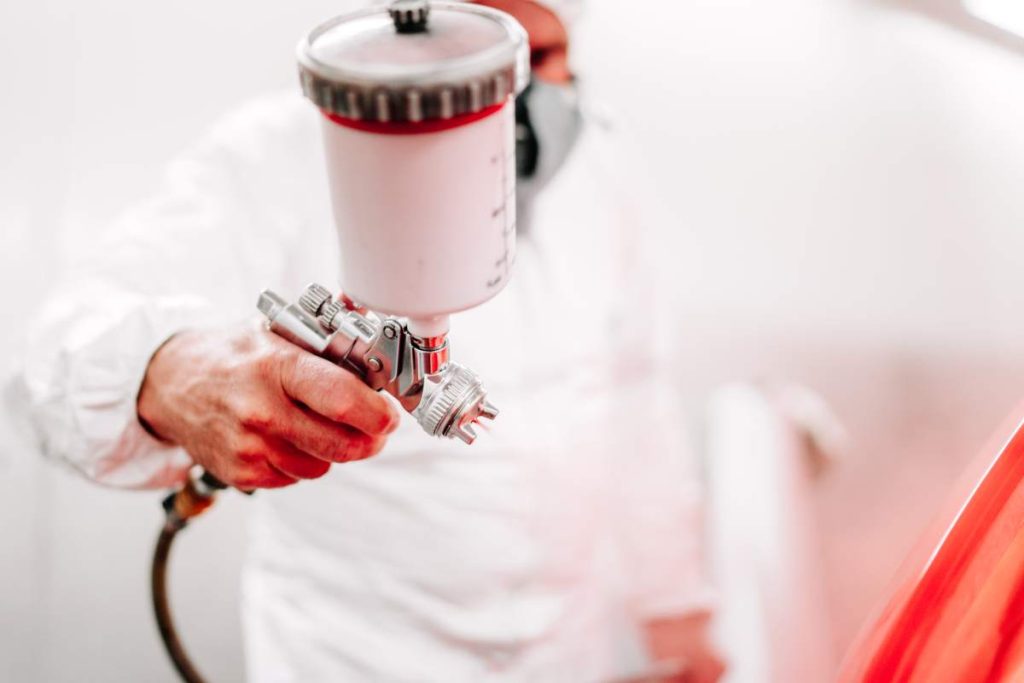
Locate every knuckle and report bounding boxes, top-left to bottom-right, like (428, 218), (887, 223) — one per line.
(259, 343), (292, 377)
(271, 342), (298, 365)
(231, 436), (267, 465)
(238, 404), (273, 431)
(288, 350), (319, 379)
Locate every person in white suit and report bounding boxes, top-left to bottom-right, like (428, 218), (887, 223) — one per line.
(16, 1), (725, 680)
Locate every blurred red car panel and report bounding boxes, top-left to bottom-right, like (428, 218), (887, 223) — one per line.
(839, 409), (1024, 682)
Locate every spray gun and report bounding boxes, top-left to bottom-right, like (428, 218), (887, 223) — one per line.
(258, 283), (498, 444)
(153, 3), (528, 682)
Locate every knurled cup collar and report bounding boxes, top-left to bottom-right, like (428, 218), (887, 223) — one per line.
(297, 2), (529, 124)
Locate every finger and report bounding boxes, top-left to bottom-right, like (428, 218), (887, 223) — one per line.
(274, 402), (389, 463)
(264, 436), (332, 480)
(278, 351), (398, 436)
(233, 461), (297, 490)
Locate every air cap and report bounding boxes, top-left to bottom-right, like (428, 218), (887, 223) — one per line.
(298, 1), (529, 124)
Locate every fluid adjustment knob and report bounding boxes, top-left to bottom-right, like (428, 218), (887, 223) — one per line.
(389, 0), (430, 33)
(318, 300), (345, 331)
(299, 283), (333, 316)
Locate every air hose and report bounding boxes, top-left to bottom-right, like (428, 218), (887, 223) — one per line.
(152, 469), (229, 683)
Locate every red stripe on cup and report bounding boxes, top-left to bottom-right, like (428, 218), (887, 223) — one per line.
(323, 102), (506, 135)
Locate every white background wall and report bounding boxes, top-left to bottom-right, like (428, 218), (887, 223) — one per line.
(2, 1), (1024, 680)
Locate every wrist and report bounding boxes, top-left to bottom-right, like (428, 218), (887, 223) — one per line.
(644, 611), (709, 662)
(136, 331), (188, 443)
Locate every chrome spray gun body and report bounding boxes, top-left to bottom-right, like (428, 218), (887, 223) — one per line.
(258, 283), (498, 444)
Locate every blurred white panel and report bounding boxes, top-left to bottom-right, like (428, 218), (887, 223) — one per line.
(58, 0), (367, 243)
(965, 0), (1024, 37)
(579, 0), (1024, 355)
(706, 384), (835, 683)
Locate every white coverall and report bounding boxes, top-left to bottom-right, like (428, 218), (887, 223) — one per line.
(17, 90), (709, 681)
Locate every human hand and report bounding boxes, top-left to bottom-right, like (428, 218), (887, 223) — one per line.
(137, 319), (399, 489)
(642, 612), (727, 683)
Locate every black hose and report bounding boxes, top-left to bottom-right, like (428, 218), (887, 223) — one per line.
(152, 519), (210, 683)
(151, 470), (231, 682)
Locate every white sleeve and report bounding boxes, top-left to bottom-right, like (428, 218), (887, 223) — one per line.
(14, 92), (316, 489)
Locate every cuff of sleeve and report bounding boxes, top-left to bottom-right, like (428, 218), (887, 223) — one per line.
(24, 290), (220, 489)
(632, 585), (719, 622)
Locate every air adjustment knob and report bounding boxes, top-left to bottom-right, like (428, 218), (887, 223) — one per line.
(299, 283), (333, 316)
(390, 0), (430, 33)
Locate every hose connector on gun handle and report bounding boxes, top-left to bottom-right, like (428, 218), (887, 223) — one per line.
(160, 467), (228, 531)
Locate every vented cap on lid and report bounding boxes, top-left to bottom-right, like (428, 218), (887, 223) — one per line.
(298, 1), (529, 124)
